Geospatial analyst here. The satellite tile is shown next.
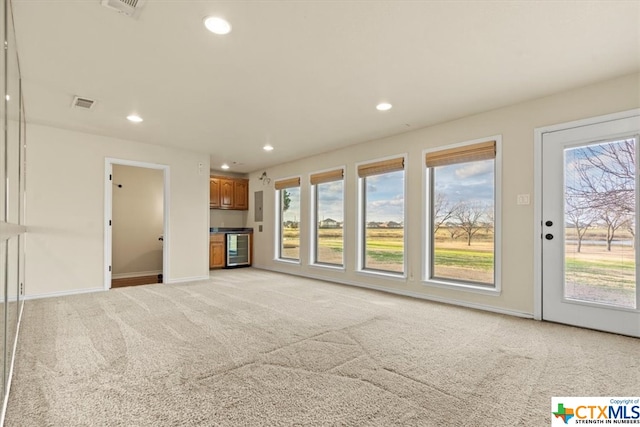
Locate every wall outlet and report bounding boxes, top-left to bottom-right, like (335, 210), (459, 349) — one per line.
(259, 225), (263, 232)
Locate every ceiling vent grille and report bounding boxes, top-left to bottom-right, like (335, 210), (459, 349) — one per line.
(72, 96), (96, 110)
(100, 0), (146, 18)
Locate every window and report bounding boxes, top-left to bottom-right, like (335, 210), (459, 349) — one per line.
(358, 156), (405, 274)
(426, 139), (499, 288)
(275, 177), (301, 261)
(311, 168), (344, 266)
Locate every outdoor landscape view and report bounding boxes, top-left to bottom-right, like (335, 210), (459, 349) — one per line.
(564, 138), (637, 309)
(279, 138), (637, 308)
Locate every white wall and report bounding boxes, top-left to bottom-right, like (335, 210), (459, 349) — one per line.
(112, 164), (164, 277)
(247, 72), (640, 317)
(25, 124), (210, 297)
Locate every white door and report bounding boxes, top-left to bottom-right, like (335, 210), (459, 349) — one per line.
(542, 113), (640, 337)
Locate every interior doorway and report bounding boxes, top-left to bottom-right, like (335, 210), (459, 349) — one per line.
(104, 159), (169, 290)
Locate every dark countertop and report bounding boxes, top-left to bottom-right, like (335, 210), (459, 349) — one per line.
(210, 227), (253, 234)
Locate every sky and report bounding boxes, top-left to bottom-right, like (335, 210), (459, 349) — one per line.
(281, 160), (495, 224)
(433, 159), (494, 207)
(365, 171), (404, 223)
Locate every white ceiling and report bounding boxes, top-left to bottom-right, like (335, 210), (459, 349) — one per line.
(12, 0), (640, 174)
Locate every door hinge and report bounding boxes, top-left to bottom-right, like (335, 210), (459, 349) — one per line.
(109, 174), (112, 181)
(109, 266), (112, 272)
(109, 220), (112, 226)
(20, 282), (23, 295)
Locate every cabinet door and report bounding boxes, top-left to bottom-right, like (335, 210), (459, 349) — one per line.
(220, 179), (234, 208)
(234, 180), (248, 210)
(210, 178), (221, 208)
(210, 235), (225, 268)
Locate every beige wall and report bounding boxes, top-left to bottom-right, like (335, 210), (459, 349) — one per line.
(112, 164), (164, 277)
(25, 124), (210, 297)
(247, 73), (640, 317)
(209, 209), (247, 228)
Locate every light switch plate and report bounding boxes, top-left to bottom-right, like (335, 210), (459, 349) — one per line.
(517, 194), (530, 205)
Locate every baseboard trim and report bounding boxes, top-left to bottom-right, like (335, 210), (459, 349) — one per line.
(1, 301), (24, 427)
(163, 275), (210, 285)
(112, 270), (162, 280)
(24, 287), (105, 300)
(257, 266), (533, 319)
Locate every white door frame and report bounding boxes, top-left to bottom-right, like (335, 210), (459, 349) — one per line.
(533, 108), (640, 320)
(104, 158), (170, 290)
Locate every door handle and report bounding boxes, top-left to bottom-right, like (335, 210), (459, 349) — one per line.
(545, 221), (553, 227)
(545, 233), (554, 240)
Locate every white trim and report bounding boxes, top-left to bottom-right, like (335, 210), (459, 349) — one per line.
(355, 153), (408, 275)
(308, 164), (346, 269)
(163, 275), (210, 284)
(422, 135), (502, 294)
(355, 269), (406, 282)
(533, 109), (640, 321)
(258, 266), (532, 319)
(309, 263), (346, 272)
(1, 301), (24, 427)
(275, 258), (301, 266)
(274, 174), (302, 263)
(111, 270), (163, 280)
(104, 158), (170, 290)
(24, 286), (105, 300)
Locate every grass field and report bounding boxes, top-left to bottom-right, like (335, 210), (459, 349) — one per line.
(281, 226), (637, 308)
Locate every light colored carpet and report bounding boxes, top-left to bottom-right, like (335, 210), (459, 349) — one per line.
(6, 268), (639, 426)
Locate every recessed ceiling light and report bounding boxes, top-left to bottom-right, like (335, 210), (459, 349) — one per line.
(204, 16), (232, 35)
(127, 114), (143, 123)
(221, 163), (230, 170)
(376, 102), (392, 111)
(263, 144), (274, 152)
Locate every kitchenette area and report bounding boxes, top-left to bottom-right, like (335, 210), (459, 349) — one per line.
(209, 174), (253, 269)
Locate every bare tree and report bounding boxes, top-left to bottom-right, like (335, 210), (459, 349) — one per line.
(565, 195), (596, 253)
(567, 139), (636, 251)
(600, 208), (632, 251)
(433, 192), (457, 234)
(454, 202), (489, 246)
(446, 222), (462, 241)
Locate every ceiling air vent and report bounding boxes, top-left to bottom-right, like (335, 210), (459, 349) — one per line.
(100, 0), (146, 18)
(72, 96), (96, 110)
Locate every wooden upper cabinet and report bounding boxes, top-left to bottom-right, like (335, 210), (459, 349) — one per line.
(209, 178), (221, 208)
(234, 180), (248, 210)
(210, 175), (249, 210)
(220, 179), (234, 208)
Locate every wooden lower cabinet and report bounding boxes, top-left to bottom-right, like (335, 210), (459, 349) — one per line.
(209, 234), (225, 269)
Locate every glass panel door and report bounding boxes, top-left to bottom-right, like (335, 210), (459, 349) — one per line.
(542, 114), (640, 337)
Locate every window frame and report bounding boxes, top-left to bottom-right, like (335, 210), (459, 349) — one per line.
(423, 136), (502, 295)
(274, 175), (302, 264)
(356, 154), (408, 278)
(309, 166), (346, 270)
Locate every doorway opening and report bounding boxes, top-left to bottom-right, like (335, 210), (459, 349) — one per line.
(104, 159), (170, 290)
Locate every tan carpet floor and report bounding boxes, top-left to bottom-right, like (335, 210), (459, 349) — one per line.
(6, 268), (640, 426)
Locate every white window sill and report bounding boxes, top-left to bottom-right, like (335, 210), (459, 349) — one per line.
(422, 278), (501, 296)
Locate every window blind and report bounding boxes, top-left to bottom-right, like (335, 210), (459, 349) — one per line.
(357, 157), (404, 178)
(425, 140), (496, 168)
(310, 169), (344, 185)
(274, 177), (301, 190)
